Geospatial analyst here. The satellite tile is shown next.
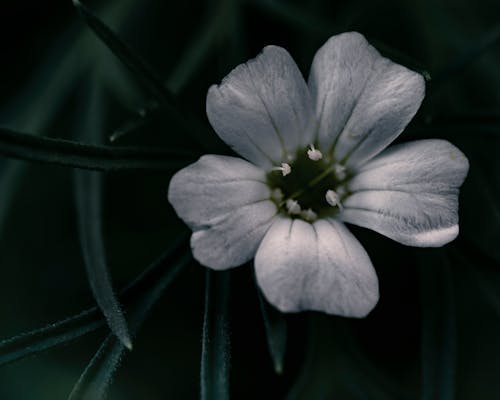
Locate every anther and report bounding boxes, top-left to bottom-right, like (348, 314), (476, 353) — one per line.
(307, 144), (323, 161)
(272, 163), (292, 176)
(286, 199), (302, 215)
(300, 208), (317, 222)
(325, 189), (344, 210)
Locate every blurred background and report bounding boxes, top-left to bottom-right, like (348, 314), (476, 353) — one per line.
(0, 0), (499, 398)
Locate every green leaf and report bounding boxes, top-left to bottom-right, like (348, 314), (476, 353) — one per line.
(0, 128), (192, 171)
(0, 231), (190, 366)
(68, 247), (191, 400)
(110, 5), (224, 144)
(0, 309), (104, 366)
(257, 289), (287, 375)
(72, 0), (214, 151)
(417, 249), (456, 400)
(201, 270), (231, 400)
(0, 1), (142, 240)
(74, 82), (131, 349)
(72, 0), (170, 103)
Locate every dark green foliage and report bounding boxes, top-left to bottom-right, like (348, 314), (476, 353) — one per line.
(257, 289), (287, 375)
(0, 0), (499, 399)
(201, 270), (231, 400)
(0, 128), (193, 171)
(418, 250), (456, 400)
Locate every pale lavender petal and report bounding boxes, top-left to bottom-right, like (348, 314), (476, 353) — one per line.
(308, 31), (425, 168)
(207, 46), (315, 169)
(168, 155), (278, 270)
(168, 154), (270, 230)
(255, 216), (379, 317)
(341, 140), (469, 247)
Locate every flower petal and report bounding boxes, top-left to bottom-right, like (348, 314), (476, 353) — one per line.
(168, 154), (271, 230)
(168, 155), (277, 270)
(308, 32), (425, 168)
(207, 46), (315, 169)
(255, 216), (379, 317)
(191, 200), (277, 270)
(342, 140), (469, 247)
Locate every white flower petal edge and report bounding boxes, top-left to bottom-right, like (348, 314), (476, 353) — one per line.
(341, 139), (469, 247)
(255, 216), (379, 317)
(308, 32), (425, 169)
(168, 155), (278, 269)
(206, 46), (315, 169)
(168, 31), (469, 318)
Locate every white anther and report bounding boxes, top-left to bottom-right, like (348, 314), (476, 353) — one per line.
(286, 199), (302, 215)
(307, 144), (323, 161)
(333, 163), (347, 181)
(300, 208), (317, 222)
(271, 188), (284, 202)
(325, 189), (343, 210)
(272, 163), (292, 176)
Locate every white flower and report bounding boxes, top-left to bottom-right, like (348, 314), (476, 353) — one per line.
(168, 32), (469, 318)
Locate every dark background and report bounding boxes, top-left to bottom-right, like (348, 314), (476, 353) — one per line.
(0, 0), (499, 398)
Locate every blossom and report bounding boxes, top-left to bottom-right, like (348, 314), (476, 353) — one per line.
(168, 32), (469, 317)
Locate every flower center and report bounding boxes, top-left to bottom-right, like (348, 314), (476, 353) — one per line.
(267, 146), (349, 222)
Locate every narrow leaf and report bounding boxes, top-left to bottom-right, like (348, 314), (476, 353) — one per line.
(72, 0), (214, 150)
(0, 1), (138, 239)
(257, 290), (287, 375)
(68, 249), (191, 400)
(74, 82), (131, 349)
(201, 270), (231, 400)
(0, 128), (192, 171)
(0, 231), (189, 366)
(0, 309), (104, 366)
(418, 249), (456, 400)
(72, 0), (170, 102)
(111, 7), (223, 143)
(76, 168), (132, 348)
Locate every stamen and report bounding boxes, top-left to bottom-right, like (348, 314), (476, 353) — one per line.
(271, 188), (284, 202)
(272, 163), (292, 176)
(286, 199), (302, 215)
(325, 189), (344, 210)
(300, 208), (317, 222)
(307, 144), (323, 161)
(333, 163), (347, 181)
